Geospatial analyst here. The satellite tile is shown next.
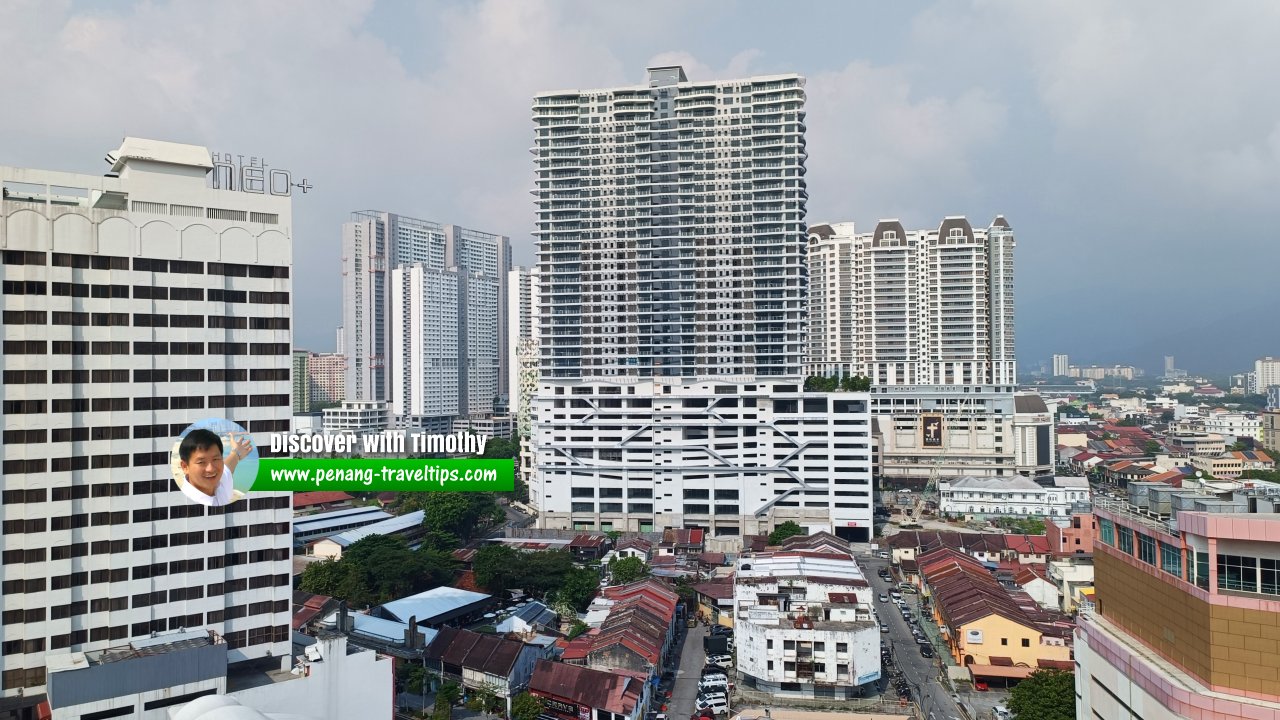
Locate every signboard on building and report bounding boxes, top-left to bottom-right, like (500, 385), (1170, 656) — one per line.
(210, 152), (311, 196)
(922, 415), (943, 447)
(543, 699), (578, 716)
(746, 607), (779, 625)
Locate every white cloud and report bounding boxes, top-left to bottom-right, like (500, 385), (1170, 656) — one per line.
(804, 60), (1009, 226)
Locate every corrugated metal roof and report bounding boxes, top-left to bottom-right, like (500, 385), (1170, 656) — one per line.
(380, 585), (492, 624)
(327, 510), (424, 547)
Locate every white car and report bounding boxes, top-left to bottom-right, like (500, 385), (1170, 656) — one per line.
(695, 698), (729, 715)
(698, 680), (729, 693)
(697, 691), (727, 703)
(706, 654), (733, 666)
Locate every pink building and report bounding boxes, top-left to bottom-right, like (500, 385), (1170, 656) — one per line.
(1046, 512), (1095, 557)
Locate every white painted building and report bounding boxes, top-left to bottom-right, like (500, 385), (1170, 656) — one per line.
(321, 400), (388, 435)
(1201, 409), (1263, 444)
(0, 138), (294, 713)
(805, 218), (1017, 386)
(1052, 354), (1070, 378)
(533, 66), (807, 380)
(1253, 357), (1280, 394)
(341, 212), (509, 413)
(530, 378), (874, 540)
(939, 476), (1090, 518)
(733, 544), (881, 698)
(507, 266), (541, 439)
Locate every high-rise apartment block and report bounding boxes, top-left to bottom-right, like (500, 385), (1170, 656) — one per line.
(341, 212), (510, 427)
(0, 138), (294, 716)
(534, 66), (808, 379)
(806, 218), (1016, 385)
(1253, 357), (1280, 394)
(528, 67), (874, 539)
(507, 266), (541, 438)
(1053, 353), (1070, 378)
(1079, 480), (1280, 719)
(292, 350), (345, 413)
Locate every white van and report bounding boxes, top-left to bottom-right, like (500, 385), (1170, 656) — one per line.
(695, 698), (729, 715)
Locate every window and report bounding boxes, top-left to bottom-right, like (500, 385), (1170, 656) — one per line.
(1218, 554), (1258, 593)
(1117, 526), (1133, 555)
(1000, 638), (1008, 646)
(1137, 534), (1156, 566)
(1160, 542), (1182, 577)
(1098, 518), (1115, 546)
(1021, 638), (1030, 648)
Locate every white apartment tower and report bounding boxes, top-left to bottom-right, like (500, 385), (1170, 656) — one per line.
(533, 65), (808, 379)
(0, 139), (294, 717)
(1053, 353), (1070, 378)
(342, 212), (510, 422)
(529, 67), (876, 540)
(806, 218), (1016, 386)
(507, 266), (541, 438)
(1254, 357), (1280, 394)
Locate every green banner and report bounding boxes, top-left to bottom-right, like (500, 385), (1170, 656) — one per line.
(251, 458), (514, 493)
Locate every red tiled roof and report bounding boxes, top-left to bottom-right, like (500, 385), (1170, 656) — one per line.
(1039, 659), (1074, 670)
(616, 537), (653, 553)
(661, 528), (705, 547)
(426, 627), (526, 676)
(698, 552), (726, 566)
(293, 491), (354, 508)
(694, 582), (734, 601)
(530, 659), (646, 716)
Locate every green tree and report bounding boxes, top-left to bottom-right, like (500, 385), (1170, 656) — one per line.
(566, 620), (588, 639)
(511, 693), (544, 720)
(555, 566), (601, 612)
(437, 681), (462, 707)
(1007, 669), (1075, 720)
(421, 493), (504, 541)
(299, 558), (351, 597)
(609, 556), (650, 584)
(1143, 440), (1163, 455)
(473, 544), (522, 593)
(520, 550), (575, 598)
(768, 520), (805, 545)
(482, 434), (520, 459)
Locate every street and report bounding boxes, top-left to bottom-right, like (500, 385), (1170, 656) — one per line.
(864, 556), (963, 720)
(669, 624), (708, 719)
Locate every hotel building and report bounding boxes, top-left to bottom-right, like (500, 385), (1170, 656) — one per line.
(0, 138), (294, 718)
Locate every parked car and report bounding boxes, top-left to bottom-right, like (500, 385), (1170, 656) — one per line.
(701, 671), (728, 682)
(993, 704), (1011, 719)
(699, 678), (729, 692)
(694, 698), (729, 716)
(974, 680), (989, 692)
(707, 654), (733, 665)
(709, 626), (733, 636)
(919, 645), (934, 658)
(878, 594), (889, 603)
(880, 623), (889, 633)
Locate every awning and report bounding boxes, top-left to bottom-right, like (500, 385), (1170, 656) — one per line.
(968, 664), (1037, 680)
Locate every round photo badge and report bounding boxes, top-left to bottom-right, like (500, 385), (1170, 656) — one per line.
(171, 418), (259, 507)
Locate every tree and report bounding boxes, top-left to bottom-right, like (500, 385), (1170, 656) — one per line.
(1008, 669), (1075, 720)
(768, 520), (805, 545)
(473, 544), (522, 593)
(609, 556), (650, 584)
(566, 620), (588, 639)
(420, 493), (505, 541)
(511, 693), (544, 720)
(1143, 440), (1163, 455)
(555, 567), (601, 612)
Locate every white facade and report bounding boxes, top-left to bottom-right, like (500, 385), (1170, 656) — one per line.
(322, 400), (388, 435)
(533, 66), (808, 379)
(1052, 354), (1070, 378)
(805, 218), (1017, 386)
(0, 139), (294, 709)
(733, 550), (880, 697)
(341, 212), (509, 410)
(1202, 409), (1263, 443)
(529, 378), (875, 541)
(507, 266), (541, 438)
(938, 476), (1090, 518)
(1012, 393), (1056, 477)
(1253, 357), (1280, 394)
(229, 634), (393, 720)
(391, 264), (460, 426)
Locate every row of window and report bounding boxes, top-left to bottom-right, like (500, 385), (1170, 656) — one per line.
(2, 250), (289, 278)
(2, 392), (288, 415)
(2, 280), (290, 304)
(3, 420), (289, 447)
(0, 624), (289, 689)
(1101, 517), (1226, 592)
(0, 481), (292, 504)
(0, 340), (290, 356)
(2, 309), (289, 329)
(3, 368), (289, 385)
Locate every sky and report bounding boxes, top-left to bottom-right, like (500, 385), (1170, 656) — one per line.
(2, 0), (1277, 376)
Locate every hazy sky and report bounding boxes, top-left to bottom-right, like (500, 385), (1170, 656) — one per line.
(3, 1), (1277, 375)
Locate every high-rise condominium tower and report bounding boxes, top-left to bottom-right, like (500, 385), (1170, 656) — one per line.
(0, 139), (294, 716)
(534, 65), (808, 379)
(806, 218), (1016, 386)
(341, 212), (510, 423)
(528, 67), (875, 539)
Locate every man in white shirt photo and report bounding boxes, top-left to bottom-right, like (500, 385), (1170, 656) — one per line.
(178, 428), (252, 507)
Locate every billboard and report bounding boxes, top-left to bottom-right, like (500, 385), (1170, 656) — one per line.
(922, 415), (943, 447)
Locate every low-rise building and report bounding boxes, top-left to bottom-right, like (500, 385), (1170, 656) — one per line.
(322, 399), (389, 435)
(294, 506), (392, 545)
(311, 510), (428, 559)
(693, 580), (736, 628)
(939, 476), (1089, 519)
(425, 627), (545, 714)
(918, 549), (1073, 684)
(529, 659), (650, 720)
(1046, 558), (1095, 614)
(1046, 512), (1096, 557)
(1190, 452), (1245, 480)
(567, 579), (679, 676)
(375, 586), (496, 629)
(733, 534), (880, 699)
